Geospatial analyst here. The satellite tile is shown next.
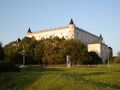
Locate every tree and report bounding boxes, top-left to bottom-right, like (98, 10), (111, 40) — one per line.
(42, 37), (65, 64)
(0, 42), (4, 61)
(4, 41), (22, 63)
(4, 36), (103, 65)
(60, 39), (89, 64)
(28, 39), (44, 64)
(113, 52), (120, 63)
(88, 52), (102, 64)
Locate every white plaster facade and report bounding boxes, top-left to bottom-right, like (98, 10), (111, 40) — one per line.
(88, 43), (112, 63)
(26, 25), (75, 40)
(26, 19), (112, 63)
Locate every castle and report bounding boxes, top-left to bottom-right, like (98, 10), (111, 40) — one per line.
(26, 19), (112, 63)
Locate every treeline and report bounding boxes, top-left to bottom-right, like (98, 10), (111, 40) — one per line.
(2, 37), (102, 65)
(110, 52), (120, 63)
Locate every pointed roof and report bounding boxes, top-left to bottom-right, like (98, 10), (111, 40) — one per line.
(69, 18), (74, 25)
(27, 28), (32, 33)
(16, 38), (21, 43)
(99, 34), (103, 40)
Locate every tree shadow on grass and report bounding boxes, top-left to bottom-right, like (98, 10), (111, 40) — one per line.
(1, 67), (120, 90)
(23, 67), (120, 90)
(64, 71), (120, 89)
(0, 67), (63, 90)
(21, 66), (63, 72)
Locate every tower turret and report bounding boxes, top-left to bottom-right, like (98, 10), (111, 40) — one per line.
(69, 18), (75, 25)
(68, 19), (75, 39)
(27, 28), (32, 33)
(99, 34), (103, 43)
(100, 34), (103, 40)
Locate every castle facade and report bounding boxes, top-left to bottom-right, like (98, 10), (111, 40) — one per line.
(26, 19), (112, 63)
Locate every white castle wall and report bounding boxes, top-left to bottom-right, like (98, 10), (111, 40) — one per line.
(88, 43), (101, 56)
(27, 25), (100, 44)
(26, 25), (75, 40)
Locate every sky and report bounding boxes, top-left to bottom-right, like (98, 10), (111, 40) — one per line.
(0, 0), (120, 56)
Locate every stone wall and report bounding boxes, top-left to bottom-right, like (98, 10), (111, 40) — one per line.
(26, 25), (75, 40)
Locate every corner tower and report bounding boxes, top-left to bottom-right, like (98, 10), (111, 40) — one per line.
(26, 28), (32, 38)
(68, 19), (75, 39)
(69, 18), (75, 25)
(27, 28), (32, 33)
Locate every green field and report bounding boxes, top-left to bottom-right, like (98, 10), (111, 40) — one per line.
(0, 66), (120, 90)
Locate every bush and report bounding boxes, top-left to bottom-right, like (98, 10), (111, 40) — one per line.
(87, 52), (102, 64)
(0, 62), (20, 72)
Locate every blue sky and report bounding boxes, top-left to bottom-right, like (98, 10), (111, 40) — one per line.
(0, 0), (120, 56)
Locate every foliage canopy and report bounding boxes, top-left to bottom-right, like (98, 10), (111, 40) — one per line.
(4, 37), (102, 65)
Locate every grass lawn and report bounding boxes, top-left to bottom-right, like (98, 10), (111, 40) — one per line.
(0, 66), (120, 90)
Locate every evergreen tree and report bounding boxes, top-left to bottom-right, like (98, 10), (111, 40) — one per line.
(0, 42), (4, 61)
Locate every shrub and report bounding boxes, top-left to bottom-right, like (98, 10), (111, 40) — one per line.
(88, 52), (102, 64)
(0, 62), (20, 72)
(111, 53), (120, 64)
